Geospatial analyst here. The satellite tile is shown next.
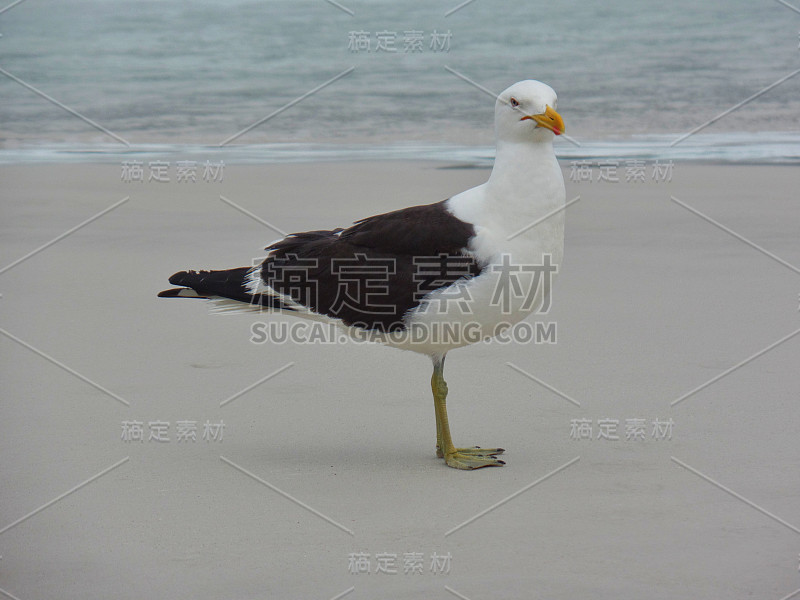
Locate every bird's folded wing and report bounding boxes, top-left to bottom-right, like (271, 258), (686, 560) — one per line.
(260, 200), (483, 331)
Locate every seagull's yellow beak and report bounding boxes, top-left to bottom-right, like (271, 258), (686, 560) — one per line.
(522, 105), (564, 135)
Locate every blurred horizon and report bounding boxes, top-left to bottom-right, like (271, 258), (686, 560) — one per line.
(1, 0), (798, 152)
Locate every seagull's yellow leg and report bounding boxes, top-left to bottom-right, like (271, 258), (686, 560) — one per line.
(431, 356), (505, 470)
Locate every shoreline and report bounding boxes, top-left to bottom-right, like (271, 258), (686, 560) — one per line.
(1, 130), (799, 166)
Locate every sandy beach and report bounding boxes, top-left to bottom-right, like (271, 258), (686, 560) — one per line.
(1, 161), (798, 599)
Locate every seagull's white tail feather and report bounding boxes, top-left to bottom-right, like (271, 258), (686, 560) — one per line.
(207, 296), (277, 314)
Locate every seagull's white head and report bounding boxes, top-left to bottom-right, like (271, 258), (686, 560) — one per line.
(494, 80), (564, 143)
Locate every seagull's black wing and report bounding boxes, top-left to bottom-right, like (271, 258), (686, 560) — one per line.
(262, 200), (482, 331)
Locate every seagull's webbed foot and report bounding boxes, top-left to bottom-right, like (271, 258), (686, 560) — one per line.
(443, 447), (505, 470)
(436, 445), (504, 459)
(431, 355), (506, 470)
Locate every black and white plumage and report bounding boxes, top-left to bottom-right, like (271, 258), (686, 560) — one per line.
(159, 80), (566, 469)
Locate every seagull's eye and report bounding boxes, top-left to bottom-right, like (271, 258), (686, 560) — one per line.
(509, 97), (519, 108)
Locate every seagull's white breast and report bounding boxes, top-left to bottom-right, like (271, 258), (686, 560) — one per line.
(394, 141), (566, 356)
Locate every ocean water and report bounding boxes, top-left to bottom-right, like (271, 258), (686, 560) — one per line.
(1, 0), (799, 163)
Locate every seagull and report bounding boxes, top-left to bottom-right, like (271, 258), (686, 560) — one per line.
(159, 80), (566, 469)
